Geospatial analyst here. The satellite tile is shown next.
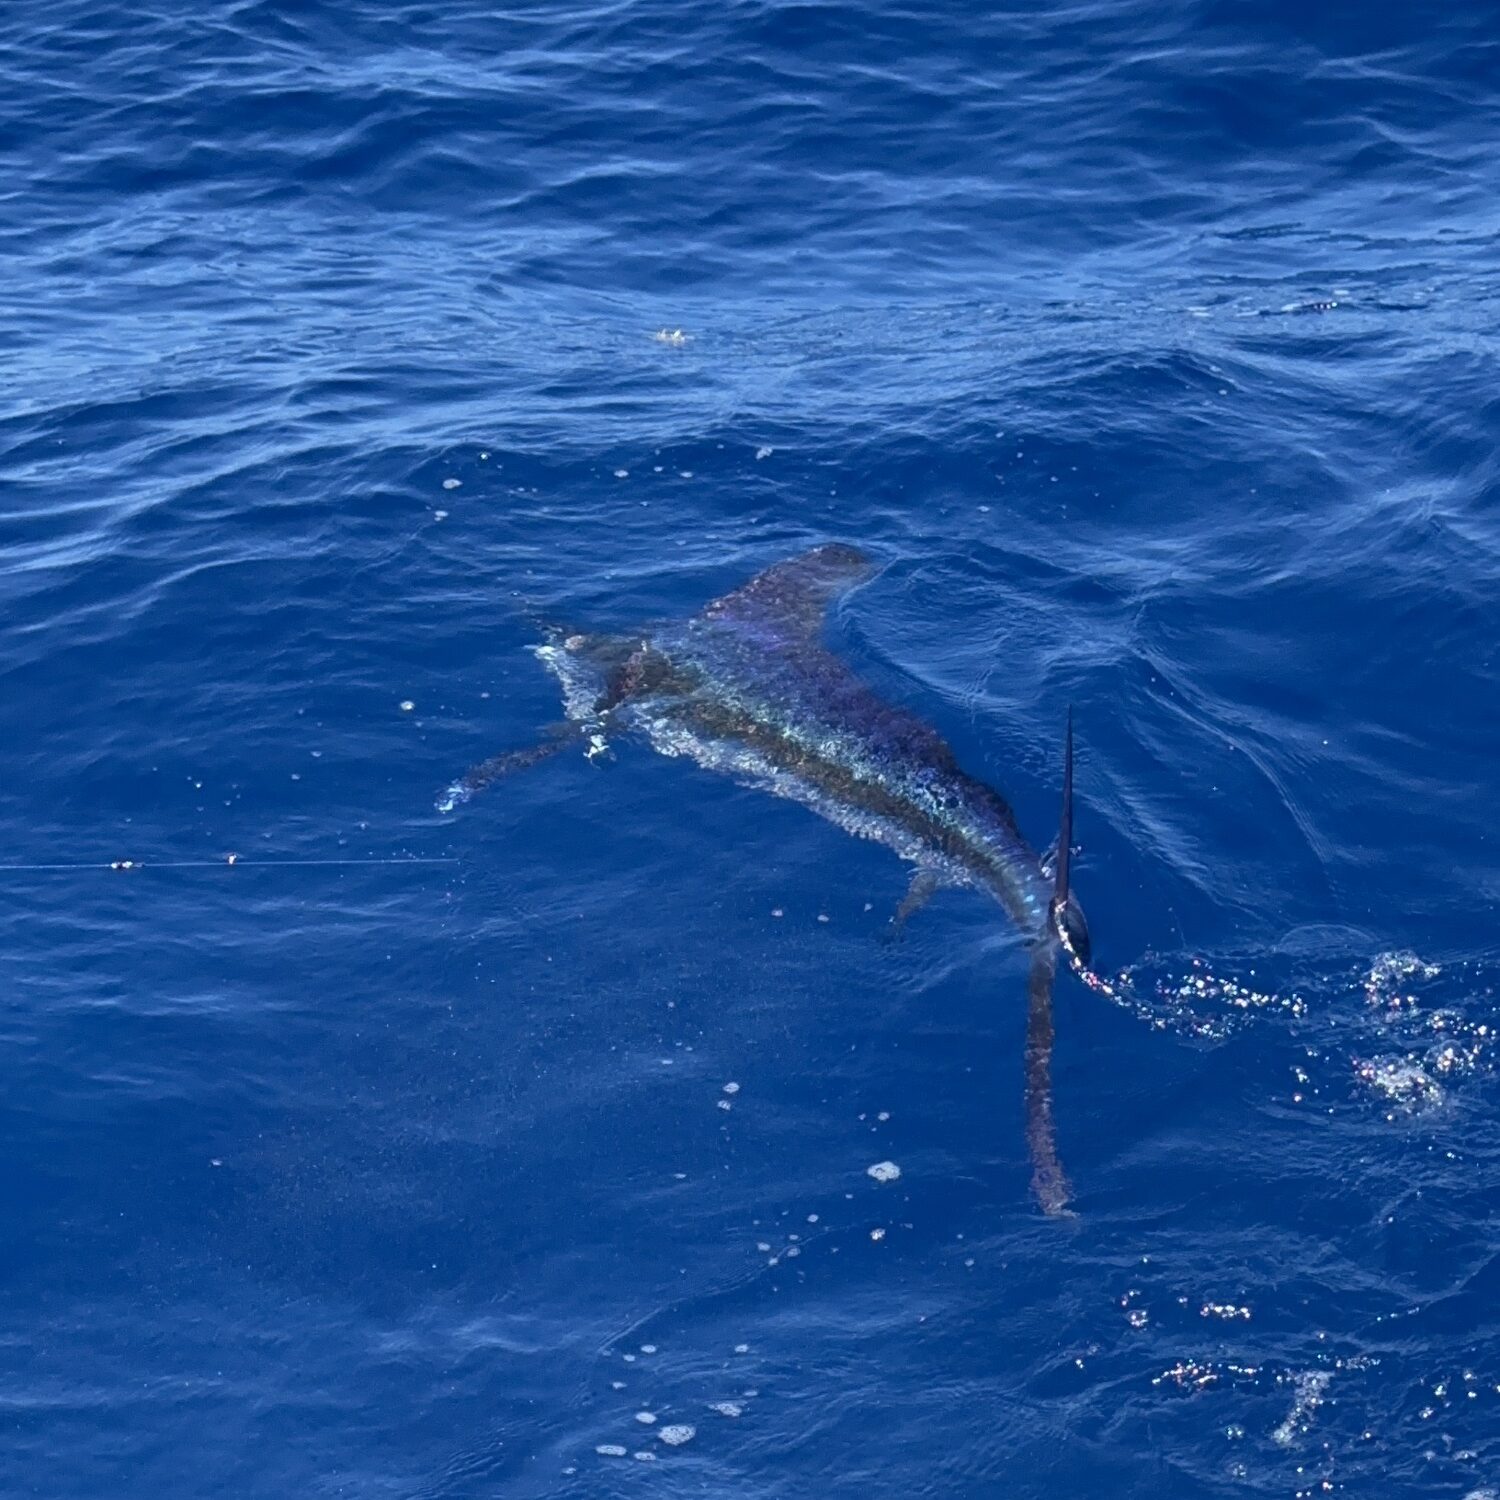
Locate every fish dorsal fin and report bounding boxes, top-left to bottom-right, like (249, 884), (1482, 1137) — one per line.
(1053, 706), (1073, 907)
(699, 543), (876, 640)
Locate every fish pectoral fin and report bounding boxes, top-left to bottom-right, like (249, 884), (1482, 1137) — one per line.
(436, 721), (586, 814)
(883, 867), (943, 941)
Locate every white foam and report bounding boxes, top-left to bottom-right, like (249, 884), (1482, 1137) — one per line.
(1272, 1370), (1333, 1446)
(435, 781), (469, 816)
(1200, 1302), (1251, 1321)
(1354, 1055), (1443, 1111)
(533, 641), (608, 726)
(1366, 950), (1441, 1008)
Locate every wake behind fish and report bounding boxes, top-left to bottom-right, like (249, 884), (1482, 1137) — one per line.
(1068, 951), (1304, 1039)
(1066, 945), (1493, 1116)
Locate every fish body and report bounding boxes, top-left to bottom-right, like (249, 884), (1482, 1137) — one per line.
(526, 544), (1078, 953)
(444, 543), (1090, 1213)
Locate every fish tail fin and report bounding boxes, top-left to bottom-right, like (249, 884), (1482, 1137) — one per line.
(1050, 707), (1092, 968)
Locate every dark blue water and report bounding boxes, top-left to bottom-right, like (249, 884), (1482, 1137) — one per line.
(4, 2), (1498, 1495)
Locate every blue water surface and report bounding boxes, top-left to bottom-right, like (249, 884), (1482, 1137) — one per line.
(3, 2), (1498, 1495)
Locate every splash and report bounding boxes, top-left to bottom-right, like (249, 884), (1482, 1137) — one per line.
(1153, 1358), (1261, 1392)
(1353, 1055), (1443, 1110)
(1364, 950), (1442, 1010)
(1152, 1357), (1356, 1450)
(1200, 1302), (1252, 1321)
(1271, 1369), (1333, 1446)
(1064, 944), (1492, 1120)
(1061, 948), (1305, 1041)
(1350, 951), (1490, 1116)
(1101, 948), (1489, 1125)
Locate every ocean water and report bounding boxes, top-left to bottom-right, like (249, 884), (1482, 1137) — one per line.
(3, 1), (1498, 1495)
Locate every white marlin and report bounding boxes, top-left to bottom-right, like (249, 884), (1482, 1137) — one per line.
(442, 545), (1091, 1214)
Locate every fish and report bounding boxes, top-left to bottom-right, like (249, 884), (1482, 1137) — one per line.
(441, 543), (1091, 1215)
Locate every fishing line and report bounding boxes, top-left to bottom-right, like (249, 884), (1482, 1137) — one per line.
(0, 856), (457, 873)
